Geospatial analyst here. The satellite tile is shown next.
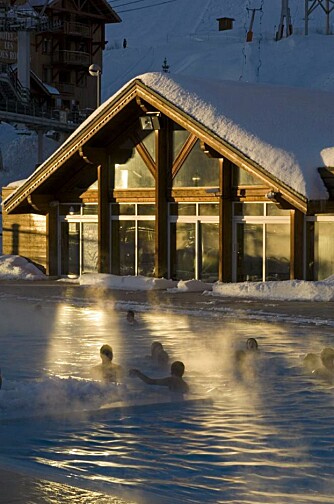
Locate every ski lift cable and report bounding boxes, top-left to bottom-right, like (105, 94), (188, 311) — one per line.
(239, 0), (251, 81)
(108, 0), (178, 9)
(110, 0), (156, 6)
(256, 0), (264, 81)
(117, 0), (179, 14)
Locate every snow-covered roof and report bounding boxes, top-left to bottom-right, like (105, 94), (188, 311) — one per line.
(4, 73), (334, 213)
(136, 73), (334, 200)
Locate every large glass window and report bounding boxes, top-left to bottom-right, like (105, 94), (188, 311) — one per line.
(233, 203), (290, 282)
(237, 223), (263, 282)
(170, 222), (196, 280)
(111, 204), (155, 276)
(82, 222), (98, 273)
(113, 137), (155, 189)
(173, 140), (219, 188)
(306, 219), (334, 280)
(201, 223), (219, 282)
(112, 220), (135, 276)
(114, 154), (155, 189)
(61, 222), (80, 276)
(265, 224), (290, 281)
(60, 206), (98, 276)
(232, 166), (263, 186)
(141, 131), (156, 162)
(173, 126), (190, 161)
(169, 203), (219, 282)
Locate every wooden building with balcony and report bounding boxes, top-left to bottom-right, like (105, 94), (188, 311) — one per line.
(0, 0), (121, 113)
(30, 0), (120, 112)
(3, 73), (334, 284)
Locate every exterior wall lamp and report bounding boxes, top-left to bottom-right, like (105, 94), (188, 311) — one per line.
(266, 190), (280, 202)
(88, 63), (102, 108)
(139, 112), (161, 130)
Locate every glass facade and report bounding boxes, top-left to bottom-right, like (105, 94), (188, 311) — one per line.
(173, 140), (219, 188)
(60, 206), (98, 276)
(169, 203), (219, 282)
(306, 220), (334, 280)
(61, 221), (80, 276)
(234, 203), (290, 282)
(232, 166), (263, 186)
(110, 204), (155, 277)
(173, 127), (190, 161)
(236, 223), (263, 282)
(82, 222), (98, 273)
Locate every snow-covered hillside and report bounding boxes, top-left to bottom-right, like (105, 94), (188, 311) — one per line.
(103, 0), (334, 97)
(1, 0), (334, 187)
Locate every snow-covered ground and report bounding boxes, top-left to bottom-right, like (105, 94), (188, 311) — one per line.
(2, 254), (334, 302)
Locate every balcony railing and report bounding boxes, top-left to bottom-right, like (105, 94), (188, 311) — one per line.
(52, 81), (75, 95)
(53, 50), (90, 67)
(64, 21), (91, 38)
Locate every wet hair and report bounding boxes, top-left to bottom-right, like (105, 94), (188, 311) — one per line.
(171, 361), (185, 377)
(151, 341), (163, 355)
(320, 347), (334, 369)
(100, 344), (113, 361)
(246, 338), (258, 351)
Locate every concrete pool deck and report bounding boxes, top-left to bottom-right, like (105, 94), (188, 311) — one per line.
(0, 279), (334, 324)
(1, 279), (334, 503)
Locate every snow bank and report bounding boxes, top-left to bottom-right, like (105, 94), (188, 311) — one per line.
(1, 254), (334, 302)
(0, 255), (45, 280)
(176, 279), (213, 292)
(80, 273), (177, 291)
(212, 278), (334, 302)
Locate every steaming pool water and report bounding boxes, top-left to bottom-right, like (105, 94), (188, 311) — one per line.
(0, 291), (334, 504)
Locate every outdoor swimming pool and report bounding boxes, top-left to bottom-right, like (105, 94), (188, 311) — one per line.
(0, 291), (334, 503)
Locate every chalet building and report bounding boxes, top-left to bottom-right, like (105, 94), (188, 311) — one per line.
(2, 73), (334, 283)
(0, 0), (120, 114)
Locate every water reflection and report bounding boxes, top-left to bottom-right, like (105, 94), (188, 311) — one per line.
(0, 297), (334, 503)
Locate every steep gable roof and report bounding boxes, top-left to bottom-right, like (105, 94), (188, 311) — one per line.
(5, 72), (334, 214)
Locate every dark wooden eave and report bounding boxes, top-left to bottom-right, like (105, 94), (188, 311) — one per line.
(318, 167), (334, 198)
(3, 79), (309, 215)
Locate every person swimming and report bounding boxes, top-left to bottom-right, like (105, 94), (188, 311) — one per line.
(126, 310), (136, 324)
(147, 341), (169, 367)
(246, 338), (258, 351)
(234, 338), (259, 379)
(91, 344), (124, 383)
(129, 360), (189, 395)
(312, 347), (334, 382)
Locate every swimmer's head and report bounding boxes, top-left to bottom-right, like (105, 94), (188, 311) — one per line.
(320, 347), (334, 370)
(246, 338), (258, 351)
(151, 341), (163, 357)
(127, 310), (135, 322)
(171, 361), (185, 377)
(100, 344), (113, 361)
